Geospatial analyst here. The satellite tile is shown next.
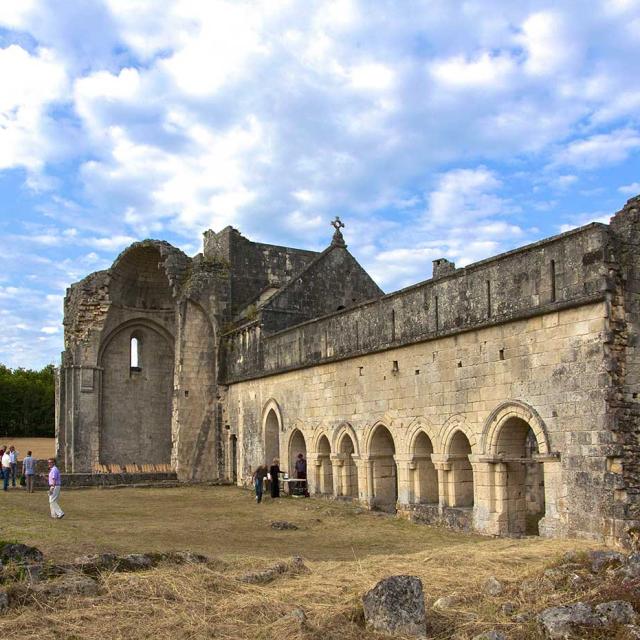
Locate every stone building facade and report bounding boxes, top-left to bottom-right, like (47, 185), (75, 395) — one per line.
(57, 197), (640, 546)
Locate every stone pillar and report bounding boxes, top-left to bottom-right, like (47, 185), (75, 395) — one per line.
(432, 455), (451, 508)
(306, 453), (320, 495)
(394, 455), (414, 507)
(357, 454), (375, 506)
(470, 456), (492, 533)
(330, 454), (345, 497)
(537, 454), (563, 537)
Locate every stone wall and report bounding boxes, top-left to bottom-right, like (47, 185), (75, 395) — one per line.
(222, 223), (609, 383)
(223, 301), (612, 541)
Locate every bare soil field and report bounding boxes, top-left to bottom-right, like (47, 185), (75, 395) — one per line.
(0, 486), (622, 640)
(0, 437), (54, 460)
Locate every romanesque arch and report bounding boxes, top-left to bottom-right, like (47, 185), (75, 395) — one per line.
(262, 399), (282, 467)
(482, 401), (550, 535)
(482, 400), (550, 456)
(443, 420), (475, 508)
(288, 428), (307, 478)
(99, 319), (174, 467)
(367, 422), (397, 512)
(336, 425), (359, 499)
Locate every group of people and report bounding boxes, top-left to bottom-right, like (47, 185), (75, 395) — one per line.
(252, 452), (308, 503)
(0, 446), (36, 492)
(0, 446), (64, 519)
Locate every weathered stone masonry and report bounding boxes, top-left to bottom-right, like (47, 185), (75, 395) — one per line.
(57, 197), (640, 546)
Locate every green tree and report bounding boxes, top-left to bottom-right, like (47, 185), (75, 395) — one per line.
(0, 364), (55, 437)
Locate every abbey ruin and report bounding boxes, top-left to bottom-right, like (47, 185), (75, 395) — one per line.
(57, 195), (640, 546)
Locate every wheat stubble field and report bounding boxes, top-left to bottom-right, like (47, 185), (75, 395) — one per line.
(0, 486), (604, 639)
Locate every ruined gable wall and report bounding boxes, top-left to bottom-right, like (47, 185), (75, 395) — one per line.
(260, 246), (384, 333)
(223, 301), (610, 540)
(203, 227), (318, 318)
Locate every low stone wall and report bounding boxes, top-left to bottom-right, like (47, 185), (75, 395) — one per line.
(28, 472), (178, 490)
(402, 504), (474, 532)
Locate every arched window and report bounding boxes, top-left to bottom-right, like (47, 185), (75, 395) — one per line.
(130, 335), (142, 370)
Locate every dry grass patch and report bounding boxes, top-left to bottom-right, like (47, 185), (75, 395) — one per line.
(1, 486), (603, 639)
(1, 438), (54, 460)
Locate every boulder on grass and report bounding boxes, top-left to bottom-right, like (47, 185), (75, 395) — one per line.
(538, 602), (602, 639)
(484, 576), (504, 596)
(362, 575), (427, 638)
(0, 544), (43, 565)
(595, 600), (637, 625)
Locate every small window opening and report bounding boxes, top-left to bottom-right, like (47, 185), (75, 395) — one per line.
(550, 260), (556, 302)
(392, 360), (399, 373)
(337, 305), (345, 311)
(391, 309), (396, 341)
(130, 336), (141, 370)
(457, 360), (462, 368)
(486, 280), (492, 318)
(434, 295), (439, 330)
(184, 390), (189, 398)
(633, 392), (638, 399)
(358, 366), (364, 376)
(415, 369), (420, 375)
(499, 349), (505, 361)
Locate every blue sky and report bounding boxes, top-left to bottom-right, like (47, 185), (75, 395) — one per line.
(1, 1), (639, 370)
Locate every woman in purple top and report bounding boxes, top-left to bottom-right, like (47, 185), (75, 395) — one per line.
(47, 458), (64, 519)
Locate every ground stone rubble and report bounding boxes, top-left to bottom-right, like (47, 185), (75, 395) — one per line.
(362, 575), (427, 638)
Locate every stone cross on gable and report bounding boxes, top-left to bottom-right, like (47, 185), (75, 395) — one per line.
(330, 216), (346, 247)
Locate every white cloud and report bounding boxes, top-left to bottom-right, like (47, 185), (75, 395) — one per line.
(619, 182), (640, 195)
(429, 52), (515, 88)
(553, 128), (640, 169)
(425, 167), (506, 226)
(40, 326), (59, 335)
(516, 11), (577, 76)
(0, 45), (69, 172)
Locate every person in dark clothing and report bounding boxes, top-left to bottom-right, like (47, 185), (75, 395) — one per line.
(294, 452), (309, 497)
(269, 458), (281, 498)
(252, 465), (269, 503)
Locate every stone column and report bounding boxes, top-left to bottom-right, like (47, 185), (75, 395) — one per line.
(306, 453), (320, 495)
(330, 454), (345, 497)
(393, 454), (414, 507)
(357, 454), (375, 507)
(470, 456), (500, 535)
(431, 454), (451, 508)
(536, 454), (563, 538)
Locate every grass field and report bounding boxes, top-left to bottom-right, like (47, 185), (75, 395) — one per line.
(1, 486), (604, 639)
(0, 437), (54, 460)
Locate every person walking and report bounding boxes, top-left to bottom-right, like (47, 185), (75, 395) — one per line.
(1, 448), (11, 491)
(269, 458), (281, 499)
(8, 446), (18, 487)
(47, 458), (64, 519)
(252, 464), (268, 503)
(22, 451), (36, 493)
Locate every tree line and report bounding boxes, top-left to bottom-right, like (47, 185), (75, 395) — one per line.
(0, 364), (55, 437)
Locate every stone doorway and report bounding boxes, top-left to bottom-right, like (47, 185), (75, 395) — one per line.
(264, 408), (280, 467)
(412, 432), (438, 504)
(495, 418), (545, 535)
(370, 425), (397, 512)
(448, 431), (474, 508)
(339, 432), (359, 499)
(288, 429), (307, 478)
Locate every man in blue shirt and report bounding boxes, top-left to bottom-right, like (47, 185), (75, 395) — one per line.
(22, 451), (36, 493)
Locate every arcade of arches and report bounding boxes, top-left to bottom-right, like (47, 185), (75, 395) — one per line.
(253, 402), (559, 537)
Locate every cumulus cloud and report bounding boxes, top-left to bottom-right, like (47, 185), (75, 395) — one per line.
(0, 44), (69, 173)
(553, 128), (640, 169)
(1, 0), (640, 367)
